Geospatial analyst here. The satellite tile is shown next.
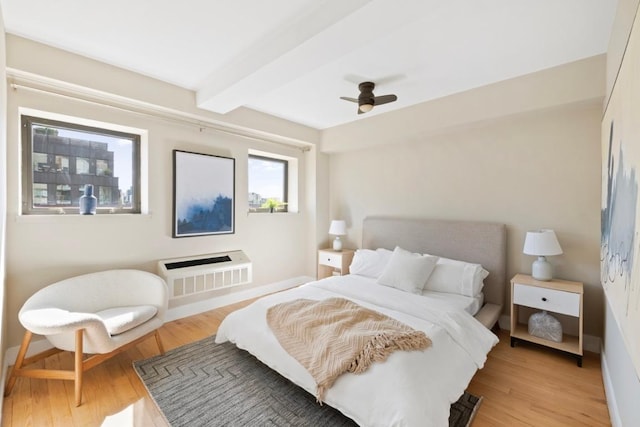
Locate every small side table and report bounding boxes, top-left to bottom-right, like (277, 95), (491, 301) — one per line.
(510, 273), (584, 366)
(317, 248), (355, 280)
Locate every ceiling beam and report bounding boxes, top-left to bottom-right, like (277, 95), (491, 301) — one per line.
(195, 0), (431, 114)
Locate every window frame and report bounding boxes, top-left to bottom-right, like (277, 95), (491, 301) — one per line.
(21, 115), (142, 215)
(248, 153), (289, 213)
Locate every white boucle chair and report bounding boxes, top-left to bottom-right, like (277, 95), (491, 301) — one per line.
(4, 269), (169, 406)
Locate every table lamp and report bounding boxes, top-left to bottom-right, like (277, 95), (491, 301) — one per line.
(523, 229), (563, 281)
(329, 220), (347, 251)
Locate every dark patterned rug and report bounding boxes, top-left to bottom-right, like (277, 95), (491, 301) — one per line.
(134, 336), (482, 426)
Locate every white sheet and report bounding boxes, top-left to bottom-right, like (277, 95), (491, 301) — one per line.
(215, 274), (498, 427)
(420, 289), (484, 316)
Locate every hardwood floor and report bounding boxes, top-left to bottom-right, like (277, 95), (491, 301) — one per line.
(2, 300), (611, 426)
(467, 328), (610, 427)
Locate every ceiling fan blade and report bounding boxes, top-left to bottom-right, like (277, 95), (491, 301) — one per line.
(373, 94), (397, 106)
(343, 82), (397, 114)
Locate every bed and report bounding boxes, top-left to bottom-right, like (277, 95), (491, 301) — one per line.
(216, 216), (507, 427)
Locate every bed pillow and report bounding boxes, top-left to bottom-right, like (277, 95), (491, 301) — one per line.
(422, 256), (489, 297)
(348, 248), (393, 279)
(377, 247), (439, 294)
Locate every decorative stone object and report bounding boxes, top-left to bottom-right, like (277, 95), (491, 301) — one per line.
(79, 184), (97, 215)
(528, 311), (563, 342)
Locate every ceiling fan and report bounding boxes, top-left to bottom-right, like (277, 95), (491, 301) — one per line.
(340, 81), (398, 114)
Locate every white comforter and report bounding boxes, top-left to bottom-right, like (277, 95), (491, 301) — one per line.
(215, 274), (498, 427)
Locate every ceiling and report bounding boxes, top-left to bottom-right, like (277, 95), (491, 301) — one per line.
(1, 0), (618, 130)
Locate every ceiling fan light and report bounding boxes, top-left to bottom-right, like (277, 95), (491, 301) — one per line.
(359, 103), (374, 113)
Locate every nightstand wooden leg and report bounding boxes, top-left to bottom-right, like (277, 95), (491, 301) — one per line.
(577, 356), (583, 368)
(510, 337), (516, 347)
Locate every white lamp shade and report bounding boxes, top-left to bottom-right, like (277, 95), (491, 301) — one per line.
(329, 220), (347, 236)
(523, 229), (563, 256)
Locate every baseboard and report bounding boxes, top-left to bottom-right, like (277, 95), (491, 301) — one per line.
(601, 348), (623, 427)
(3, 276), (313, 374)
(164, 275), (312, 322)
(498, 314), (510, 331)
(0, 360), (6, 426)
(498, 314), (601, 353)
(583, 334), (602, 354)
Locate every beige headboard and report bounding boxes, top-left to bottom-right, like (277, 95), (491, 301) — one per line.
(362, 216), (507, 328)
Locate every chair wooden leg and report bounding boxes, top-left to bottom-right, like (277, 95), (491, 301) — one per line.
(4, 330), (34, 397)
(4, 328), (160, 406)
(75, 329), (84, 407)
(155, 330), (165, 355)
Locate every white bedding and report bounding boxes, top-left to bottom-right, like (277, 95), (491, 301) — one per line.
(215, 274), (498, 427)
(421, 289), (484, 316)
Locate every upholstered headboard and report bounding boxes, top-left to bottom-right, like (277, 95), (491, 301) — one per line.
(362, 216), (507, 328)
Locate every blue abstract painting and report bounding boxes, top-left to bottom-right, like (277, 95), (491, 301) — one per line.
(173, 150), (235, 237)
(601, 18), (640, 379)
(601, 121), (638, 300)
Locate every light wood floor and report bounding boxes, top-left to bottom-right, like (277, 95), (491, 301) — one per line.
(2, 299), (611, 426)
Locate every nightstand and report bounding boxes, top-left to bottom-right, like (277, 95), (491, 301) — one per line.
(317, 248), (355, 280)
(510, 273), (584, 366)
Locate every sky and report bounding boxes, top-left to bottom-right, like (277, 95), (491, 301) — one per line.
(248, 156), (285, 200)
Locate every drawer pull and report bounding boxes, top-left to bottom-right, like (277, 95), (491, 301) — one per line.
(542, 297), (548, 302)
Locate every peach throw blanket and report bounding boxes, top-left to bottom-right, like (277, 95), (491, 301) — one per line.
(266, 297), (431, 402)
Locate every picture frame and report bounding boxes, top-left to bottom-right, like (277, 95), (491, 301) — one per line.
(173, 150), (235, 238)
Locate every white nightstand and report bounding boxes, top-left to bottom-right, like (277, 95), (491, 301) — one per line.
(317, 248), (355, 280)
(510, 273), (584, 366)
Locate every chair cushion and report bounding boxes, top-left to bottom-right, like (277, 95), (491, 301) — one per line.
(95, 305), (158, 336)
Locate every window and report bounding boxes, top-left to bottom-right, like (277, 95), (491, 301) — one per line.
(55, 155), (69, 173)
(99, 186), (113, 205)
(55, 184), (72, 205)
(96, 159), (110, 176)
(33, 183), (47, 205)
(76, 158), (90, 175)
(248, 154), (288, 213)
(33, 152), (48, 171)
(21, 115), (142, 215)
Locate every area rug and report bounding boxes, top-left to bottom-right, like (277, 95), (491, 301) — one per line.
(133, 336), (482, 427)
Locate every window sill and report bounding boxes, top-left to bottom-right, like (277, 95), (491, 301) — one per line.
(247, 210), (298, 215)
(15, 213), (153, 223)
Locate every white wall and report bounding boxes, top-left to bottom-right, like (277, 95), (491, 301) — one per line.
(0, 4), (9, 372)
(601, 1), (640, 426)
(3, 36), (322, 349)
(606, 0), (640, 106)
(328, 101), (603, 337)
(322, 57), (606, 339)
(603, 299), (640, 426)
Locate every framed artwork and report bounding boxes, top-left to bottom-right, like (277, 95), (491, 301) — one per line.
(601, 12), (640, 379)
(173, 150), (235, 237)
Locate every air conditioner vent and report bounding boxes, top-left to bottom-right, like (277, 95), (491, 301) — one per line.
(164, 255), (232, 270)
(158, 250), (252, 299)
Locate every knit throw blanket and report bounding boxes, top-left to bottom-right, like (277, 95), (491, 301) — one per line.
(266, 297), (431, 402)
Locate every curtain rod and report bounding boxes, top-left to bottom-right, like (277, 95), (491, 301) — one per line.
(7, 69), (314, 152)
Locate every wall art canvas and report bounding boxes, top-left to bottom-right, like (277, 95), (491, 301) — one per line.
(173, 150), (235, 237)
(601, 12), (640, 379)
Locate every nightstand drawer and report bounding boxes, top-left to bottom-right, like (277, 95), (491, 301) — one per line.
(513, 283), (580, 317)
(318, 251), (342, 269)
